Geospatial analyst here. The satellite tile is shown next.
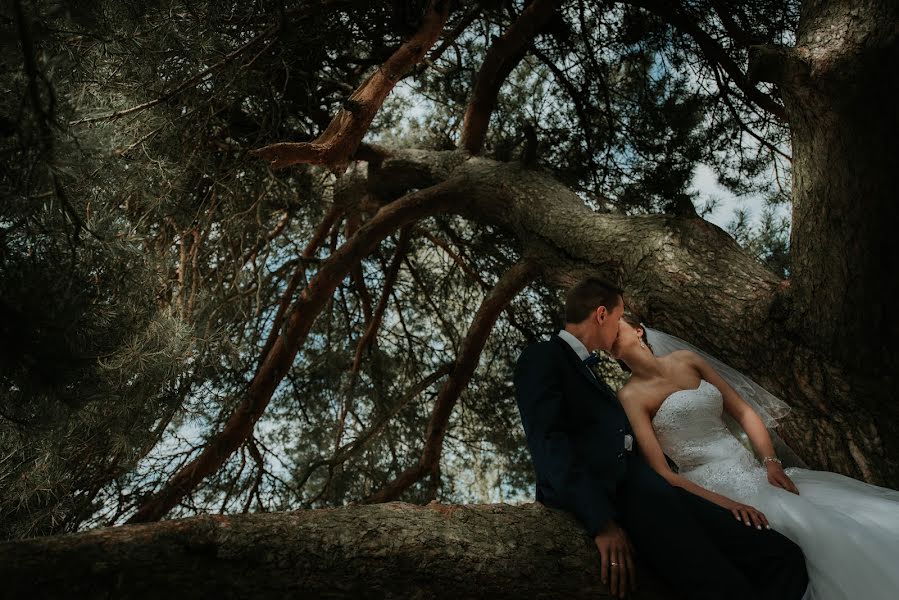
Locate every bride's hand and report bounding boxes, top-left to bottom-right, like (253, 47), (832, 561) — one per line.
(767, 463), (800, 495)
(726, 501), (770, 530)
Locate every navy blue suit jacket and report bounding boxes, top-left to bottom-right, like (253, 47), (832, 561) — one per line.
(513, 334), (636, 537)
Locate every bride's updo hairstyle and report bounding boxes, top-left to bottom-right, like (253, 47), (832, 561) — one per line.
(622, 313), (653, 352)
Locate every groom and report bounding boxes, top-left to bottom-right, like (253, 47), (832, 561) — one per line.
(513, 277), (808, 599)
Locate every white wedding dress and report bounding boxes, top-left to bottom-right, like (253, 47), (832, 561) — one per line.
(651, 379), (899, 600)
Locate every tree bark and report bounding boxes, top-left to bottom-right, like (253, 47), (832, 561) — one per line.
(0, 502), (674, 599)
(747, 0), (899, 484)
(771, 0), (899, 371)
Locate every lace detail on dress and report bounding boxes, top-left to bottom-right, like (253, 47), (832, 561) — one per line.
(651, 382), (899, 599)
(652, 379), (766, 502)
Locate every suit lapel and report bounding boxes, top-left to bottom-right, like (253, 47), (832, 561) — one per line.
(551, 335), (613, 399)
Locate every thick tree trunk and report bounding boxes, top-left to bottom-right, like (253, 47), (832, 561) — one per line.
(783, 0), (899, 370)
(0, 502), (674, 599)
(748, 0), (899, 484)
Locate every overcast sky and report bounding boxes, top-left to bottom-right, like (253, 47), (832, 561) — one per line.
(690, 162), (785, 230)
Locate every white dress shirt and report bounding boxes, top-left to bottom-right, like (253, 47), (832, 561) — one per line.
(557, 328), (591, 360)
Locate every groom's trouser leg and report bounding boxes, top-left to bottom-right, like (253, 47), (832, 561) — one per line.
(617, 469), (755, 600)
(617, 459), (807, 600)
(673, 485), (809, 600)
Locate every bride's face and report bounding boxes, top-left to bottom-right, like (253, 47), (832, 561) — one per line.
(609, 320), (637, 359)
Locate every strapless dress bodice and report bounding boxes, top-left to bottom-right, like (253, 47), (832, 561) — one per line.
(652, 379), (764, 499)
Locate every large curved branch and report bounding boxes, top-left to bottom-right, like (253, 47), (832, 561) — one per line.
(362, 259), (538, 504)
(367, 149), (896, 484)
(364, 148), (781, 346)
(250, 0), (452, 173)
(459, 0), (562, 155)
(1, 503), (673, 599)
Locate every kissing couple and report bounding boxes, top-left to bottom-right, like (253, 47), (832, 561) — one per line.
(513, 277), (899, 599)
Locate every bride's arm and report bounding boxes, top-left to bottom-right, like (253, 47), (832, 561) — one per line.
(617, 387), (771, 530)
(685, 351), (800, 495)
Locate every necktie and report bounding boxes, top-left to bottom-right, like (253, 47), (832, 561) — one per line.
(583, 353), (600, 366)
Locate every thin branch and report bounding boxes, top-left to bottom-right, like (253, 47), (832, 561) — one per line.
(345, 210), (375, 325)
(328, 225), (414, 472)
(69, 24), (278, 126)
(362, 259), (538, 504)
(403, 253), (461, 353)
(626, 0), (786, 120)
(530, 46), (603, 186)
(352, 225), (413, 371)
(256, 204), (344, 369)
(250, 0), (452, 173)
(708, 0), (758, 48)
(420, 225), (537, 342)
(241, 438), (265, 514)
(417, 227), (484, 285)
(710, 63), (792, 162)
(298, 363), (452, 502)
(459, 0), (563, 154)
(68, 1), (349, 126)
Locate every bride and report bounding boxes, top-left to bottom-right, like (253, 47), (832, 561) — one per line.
(608, 315), (899, 600)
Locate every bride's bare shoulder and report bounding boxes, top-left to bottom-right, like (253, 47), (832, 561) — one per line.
(616, 380), (651, 411)
(658, 349), (699, 369)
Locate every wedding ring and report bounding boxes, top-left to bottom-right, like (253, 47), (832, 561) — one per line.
(610, 562), (619, 567)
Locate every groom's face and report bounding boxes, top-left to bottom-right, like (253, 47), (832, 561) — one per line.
(591, 294), (624, 353)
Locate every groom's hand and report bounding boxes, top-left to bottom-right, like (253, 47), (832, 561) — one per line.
(593, 519), (636, 598)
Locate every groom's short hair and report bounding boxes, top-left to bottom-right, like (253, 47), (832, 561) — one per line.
(565, 277), (623, 323)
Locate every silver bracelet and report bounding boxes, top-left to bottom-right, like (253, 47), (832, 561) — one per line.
(763, 456), (782, 466)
